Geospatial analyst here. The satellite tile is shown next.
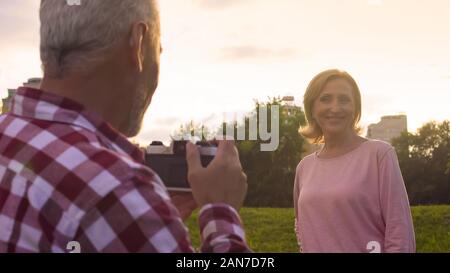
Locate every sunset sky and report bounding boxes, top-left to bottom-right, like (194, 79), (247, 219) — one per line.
(0, 0), (449, 144)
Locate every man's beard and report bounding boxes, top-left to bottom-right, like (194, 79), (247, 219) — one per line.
(123, 80), (148, 137)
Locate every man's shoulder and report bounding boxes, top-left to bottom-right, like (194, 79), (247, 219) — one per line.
(22, 119), (162, 221)
(44, 126), (158, 191)
(0, 114), (159, 205)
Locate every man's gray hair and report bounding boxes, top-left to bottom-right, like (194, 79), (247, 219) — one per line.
(40, 0), (159, 78)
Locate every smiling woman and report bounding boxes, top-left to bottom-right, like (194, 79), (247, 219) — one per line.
(300, 69), (362, 144)
(293, 69), (416, 253)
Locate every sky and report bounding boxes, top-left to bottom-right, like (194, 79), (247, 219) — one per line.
(0, 0), (449, 145)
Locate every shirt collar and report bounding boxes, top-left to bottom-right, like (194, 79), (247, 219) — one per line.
(11, 87), (144, 163)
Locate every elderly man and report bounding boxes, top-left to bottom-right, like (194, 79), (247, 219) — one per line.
(0, 0), (249, 253)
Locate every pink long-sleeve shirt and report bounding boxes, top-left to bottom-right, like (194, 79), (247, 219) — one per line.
(294, 139), (416, 253)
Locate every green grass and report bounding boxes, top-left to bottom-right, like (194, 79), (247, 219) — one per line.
(412, 205), (450, 252)
(185, 205), (450, 252)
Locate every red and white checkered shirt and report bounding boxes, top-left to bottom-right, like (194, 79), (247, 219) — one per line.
(0, 87), (250, 253)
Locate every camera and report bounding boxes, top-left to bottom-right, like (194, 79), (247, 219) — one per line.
(145, 140), (217, 192)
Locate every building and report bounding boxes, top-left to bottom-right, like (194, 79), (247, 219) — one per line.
(281, 96), (296, 116)
(366, 115), (408, 143)
(2, 78), (42, 114)
(23, 78), (42, 89)
(281, 96), (295, 105)
(2, 89), (17, 114)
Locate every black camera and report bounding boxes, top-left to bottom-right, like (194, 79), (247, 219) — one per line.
(145, 140), (217, 191)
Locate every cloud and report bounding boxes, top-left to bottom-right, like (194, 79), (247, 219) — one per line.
(367, 0), (383, 6)
(0, 1), (41, 97)
(152, 117), (181, 126)
(0, 1), (39, 50)
(219, 46), (297, 61)
(195, 0), (251, 9)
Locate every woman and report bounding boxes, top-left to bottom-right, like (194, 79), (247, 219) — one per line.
(293, 69), (415, 253)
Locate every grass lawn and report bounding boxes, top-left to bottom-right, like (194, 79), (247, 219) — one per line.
(185, 205), (450, 252)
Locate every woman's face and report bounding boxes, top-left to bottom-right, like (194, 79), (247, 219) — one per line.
(312, 78), (356, 137)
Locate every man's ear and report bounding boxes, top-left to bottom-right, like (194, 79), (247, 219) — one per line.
(129, 22), (149, 72)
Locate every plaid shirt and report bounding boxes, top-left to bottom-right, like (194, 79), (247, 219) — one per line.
(0, 87), (250, 253)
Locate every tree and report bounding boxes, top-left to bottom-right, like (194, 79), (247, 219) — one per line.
(447, 153), (450, 174)
(392, 120), (450, 204)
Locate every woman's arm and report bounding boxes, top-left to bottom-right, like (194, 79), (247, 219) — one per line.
(379, 148), (416, 253)
(293, 165), (302, 250)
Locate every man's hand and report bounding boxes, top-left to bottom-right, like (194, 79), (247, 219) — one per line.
(169, 191), (198, 221)
(185, 140), (248, 211)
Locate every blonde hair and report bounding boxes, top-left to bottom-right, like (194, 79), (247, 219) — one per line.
(300, 69), (362, 143)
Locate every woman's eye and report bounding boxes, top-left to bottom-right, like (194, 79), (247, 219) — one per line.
(339, 96), (350, 103)
(319, 96), (330, 102)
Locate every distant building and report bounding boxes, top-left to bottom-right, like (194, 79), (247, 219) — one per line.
(2, 78), (42, 114)
(281, 96), (295, 105)
(2, 89), (17, 114)
(281, 95), (298, 116)
(23, 78), (42, 89)
(281, 95), (322, 157)
(367, 115), (408, 143)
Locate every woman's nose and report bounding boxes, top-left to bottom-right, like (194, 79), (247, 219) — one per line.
(329, 99), (343, 113)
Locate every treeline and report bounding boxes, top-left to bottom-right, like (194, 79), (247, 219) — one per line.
(392, 121), (450, 205)
(175, 98), (450, 207)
